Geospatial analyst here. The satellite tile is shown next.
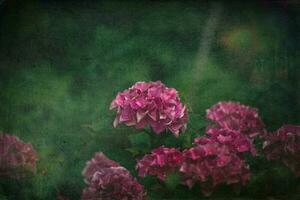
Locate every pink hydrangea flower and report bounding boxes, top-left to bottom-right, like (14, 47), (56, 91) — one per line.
(180, 137), (251, 196)
(0, 133), (38, 179)
(204, 127), (257, 156)
(82, 152), (145, 200)
(263, 125), (300, 176)
(110, 81), (188, 137)
(206, 101), (265, 138)
(82, 152), (120, 183)
(136, 146), (183, 180)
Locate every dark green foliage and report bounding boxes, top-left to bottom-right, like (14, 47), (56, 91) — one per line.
(0, 0), (299, 199)
(128, 132), (151, 156)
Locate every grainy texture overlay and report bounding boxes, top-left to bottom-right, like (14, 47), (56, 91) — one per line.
(0, 0), (299, 199)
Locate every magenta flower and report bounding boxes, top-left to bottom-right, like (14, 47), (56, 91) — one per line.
(136, 146), (183, 180)
(110, 81), (188, 137)
(206, 101), (265, 138)
(204, 127), (257, 156)
(180, 137), (251, 196)
(0, 133), (38, 179)
(82, 152), (145, 200)
(82, 152), (120, 183)
(263, 125), (300, 176)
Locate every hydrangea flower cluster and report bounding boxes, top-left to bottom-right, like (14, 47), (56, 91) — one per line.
(82, 152), (120, 183)
(0, 133), (38, 179)
(111, 85), (300, 196)
(176, 101), (260, 195)
(206, 101), (265, 138)
(82, 152), (145, 200)
(134, 101), (261, 196)
(180, 137), (251, 196)
(205, 128), (257, 156)
(110, 81), (188, 137)
(136, 146), (183, 180)
(263, 125), (300, 177)
(136, 137), (252, 196)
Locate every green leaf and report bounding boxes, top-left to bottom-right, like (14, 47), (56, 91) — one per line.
(125, 148), (140, 157)
(128, 132), (151, 153)
(164, 173), (181, 190)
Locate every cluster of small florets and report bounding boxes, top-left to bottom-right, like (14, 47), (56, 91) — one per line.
(0, 133), (38, 179)
(82, 152), (145, 200)
(205, 127), (257, 156)
(82, 152), (120, 183)
(206, 101), (265, 138)
(180, 136), (251, 196)
(178, 101), (261, 195)
(263, 125), (300, 177)
(134, 101), (263, 196)
(136, 146), (183, 181)
(4, 80), (300, 198)
(136, 137), (252, 196)
(110, 81), (188, 137)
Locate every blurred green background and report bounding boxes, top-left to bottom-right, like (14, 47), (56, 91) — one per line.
(0, 0), (299, 199)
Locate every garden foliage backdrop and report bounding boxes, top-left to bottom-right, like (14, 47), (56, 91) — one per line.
(0, 0), (299, 199)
